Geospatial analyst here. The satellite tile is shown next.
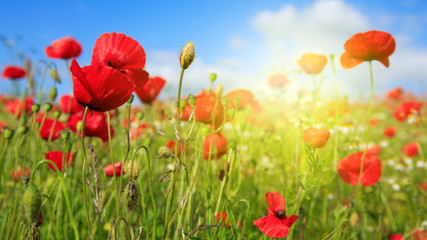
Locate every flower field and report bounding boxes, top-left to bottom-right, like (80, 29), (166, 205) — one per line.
(0, 30), (426, 240)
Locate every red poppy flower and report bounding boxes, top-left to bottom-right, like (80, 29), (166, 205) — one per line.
(253, 192), (298, 238)
(203, 132), (228, 160)
(393, 102), (421, 122)
(6, 97), (33, 118)
(267, 72), (291, 88)
(297, 53), (328, 75)
(403, 142), (418, 157)
(45, 151), (75, 172)
(340, 30), (396, 69)
(225, 89), (254, 110)
(366, 145), (381, 155)
(413, 230), (427, 240)
(135, 76), (166, 104)
(2, 66), (26, 80)
(216, 212), (231, 229)
(250, 100), (263, 113)
(387, 87), (403, 101)
(166, 140), (185, 156)
(388, 234), (403, 240)
(67, 111), (114, 142)
(45, 36), (82, 59)
(11, 166), (30, 181)
(302, 128), (330, 148)
(181, 93), (225, 128)
(37, 118), (66, 141)
(102, 162), (123, 177)
(59, 95), (85, 114)
(337, 151), (382, 186)
(384, 126), (396, 137)
(418, 183), (427, 193)
(71, 32), (148, 112)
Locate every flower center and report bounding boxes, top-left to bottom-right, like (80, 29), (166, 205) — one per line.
(276, 210), (286, 219)
(107, 61), (126, 74)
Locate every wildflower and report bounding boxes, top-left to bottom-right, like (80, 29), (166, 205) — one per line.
(71, 32), (148, 112)
(225, 89), (254, 110)
(11, 166), (30, 181)
(135, 76), (166, 104)
(388, 234), (403, 240)
(253, 192), (298, 238)
(387, 87), (403, 101)
(340, 30), (396, 69)
(393, 102), (421, 122)
(102, 162), (123, 177)
(203, 132), (228, 160)
(216, 212), (231, 229)
(181, 92), (225, 128)
(267, 72), (291, 88)
(45, 151), (75, 172)
(297, 53), (328, 74)
(384, 126), (396, 137)
(2, 65), (26, 80)
(302, 128), (330, 148)
(337, 151), (382, 186)
(45, 36), (82, 59)
(37, 118), (66, 141)
(403, 142), (418, 157)
(67, 111), (114, 142)
(6, 97), (33, 118)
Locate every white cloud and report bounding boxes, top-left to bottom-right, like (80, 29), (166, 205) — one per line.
(229, 35), (246, 49)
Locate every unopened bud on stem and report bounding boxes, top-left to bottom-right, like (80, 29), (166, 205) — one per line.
(180, 41), (195, 70)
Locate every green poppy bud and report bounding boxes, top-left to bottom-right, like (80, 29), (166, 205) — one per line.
(61, 131), (70, 141)
(3, 128), (14, 139)
(115, 220), (130, 240)
(221, 97), (228, 108)
(44, 103), (52, 112)
(32, 104), (40, 114)
(136, 112), (144, 121)
(159, 146), (172, 159)
(53, 111), (61, 120)
(233, 98), (239, 108)
(18, 126), (29, 135)
(210, 73), (217, 82)
(187, 94), (196, 108)
(49, 68), (61, 83)
(227, 108), (235, 119)
(215, 83), (223, 99)
(121, 181), (139, 214)
(49, 86), (57, 102)
(180, 41), (195, 70)
(22, 185), (42, 227)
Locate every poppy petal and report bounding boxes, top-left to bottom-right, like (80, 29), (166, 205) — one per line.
(265, 192), (286, 215)
(340, 51), (363, 69)
(253, 216), (290, 238)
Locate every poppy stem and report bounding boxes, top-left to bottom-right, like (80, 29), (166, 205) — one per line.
(176, 68), (185, 121)
(37, 62), (52, 105)
(80, 106), (93, 237)
(106, 112), (120, 218)
(357, 61), (374, 187)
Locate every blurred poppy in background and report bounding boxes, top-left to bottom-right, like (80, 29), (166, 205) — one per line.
(337, 151), (382, 186)
(45, 151), (75, 172)
(225, 89), (254, 110)
(45, 36), (82, 59)
(203, 132), (228, 160)
(67, 111), (114, 142)
(303, 128), (330, 148)
(6, 97), (33, 118)
(2, 66), (26, 80)
(297, 53), (328, 74)
(267, 72), (292, 88)
(384, 126), (396, 137)
(393, 102), (421, 122)
(403, 142), (419, 157)
(102, 162), (123, 177)
(135, 76), (166, 104)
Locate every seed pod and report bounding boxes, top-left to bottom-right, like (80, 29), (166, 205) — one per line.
(187, 94), (196, 108)
(22, 185), (42, 226)
(44, 103), (52, 112)
(215, 83), (223, 99)
(159, 146), (172, 159)
(32, 104), (40, 113)
(121, 181), (139, 213)
(3, 128), (14, 140)
(136, 112), (144, 121)
(18, 126), (29, 135)
(53, 111), (61, 120)
(210, 73), (217, 82)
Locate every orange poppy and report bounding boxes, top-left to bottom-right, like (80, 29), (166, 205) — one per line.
(267, 72), (291, 88)
(297, 53), (328, 75)
(225, 89), (254, 110)
(181, 92), (224, 128)
(340, 30), (396, 69)
(302, 128), (330, 148)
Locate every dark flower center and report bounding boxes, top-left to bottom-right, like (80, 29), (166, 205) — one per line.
(276, 210), (286, 219)
(107, 61), (126, 74)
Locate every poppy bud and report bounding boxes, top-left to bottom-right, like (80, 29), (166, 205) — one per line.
(127, 95), (134, 104)
(200, 125), (210, 136)
(136, 112), (144, 121)
(233, 98), (239, 108)
(49, 68), (61, 83)
(3, 128), (14, 139)
(349, 212), (359, 227)
(32, 104), (40, 113)
(180, 41), (195, 70)
(53, 111), (61, 120)
(229, 139), (237, 150)
(125, 161), (140, 179)
(61, 131), (70, 141)
(227, 108), (235, 119)
(121, 181), (139, 213)
(44, 103), (52, 112)
(18, 126), (29, 135)
(22, 185), (42, 226)
(215, 83), (223, 99)
(115, 220), (130, 240)
(329, 54), (335, 61)
(221, 97), (228, 108)
(179, 100), (186, 111)
(159, 146), (172, 159)
(187, 94), (196, 108)
(49, 86), (57, 102)
(210, 73), (217, 82)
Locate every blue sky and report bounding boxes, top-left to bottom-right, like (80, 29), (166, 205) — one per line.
(1, 0), (427, 102)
